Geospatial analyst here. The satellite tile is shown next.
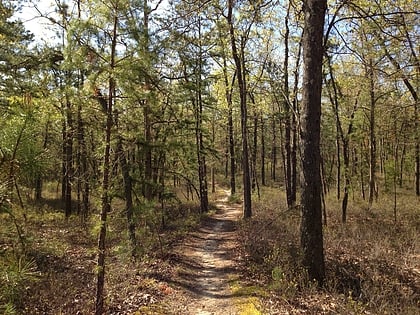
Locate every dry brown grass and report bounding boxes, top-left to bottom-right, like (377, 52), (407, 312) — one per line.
(238, 186), (419, 314)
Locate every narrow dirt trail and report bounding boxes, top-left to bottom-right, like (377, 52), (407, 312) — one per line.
(165, 188), (244, 314)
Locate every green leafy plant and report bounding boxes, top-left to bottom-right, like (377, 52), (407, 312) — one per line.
(0, 255), (39, 312)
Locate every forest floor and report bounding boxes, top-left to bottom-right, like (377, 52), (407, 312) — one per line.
(7, 187), (260, 315)
(2, 185), (419, 314)
(157, 187), (256, 315)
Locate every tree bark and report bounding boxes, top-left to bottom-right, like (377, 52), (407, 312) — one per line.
(117, 137), (137, 257)
(227, 0), (252, 218)
(35, 120), (50, 201)
(261, 115), (266, 186)
(271, 114), (277, 181)
(190, 16), (209, 213)
(367, 59), (377, 209)
(95, 8), (118, 315)
(382, 40), (419, 195)
(299, 0), (327, 285)
(291, 37), (302, 207)
(219, 36), (237, 195)
(64, 95), (73, 218)
(283, 2), (294, 208)
(143, 0), (153, 201)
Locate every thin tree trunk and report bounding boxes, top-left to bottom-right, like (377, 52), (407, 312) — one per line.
(35, 120), (50, 201)
(271, 114), (277, 181)
(283, 3), (293, 208)
(251, 107), (258, 191)
(217, 20), (236, 194)
(383, 36), (419, 195)
(143, 0), (153, 201)
(228, 106), (236, 194)
(261, 115), (266, 186)
(291, 37), (301, 206)
(64, 95), (73, 218)
(117, 138), (137, 257)
(227, 0), (251, 218)
(368, 59), (377, 209)
(326, 56), (360, 222)
(360, 142), (366, 200)
(196, 17), (208, 213)
(399, 141), (406, 187)
(95, 9), (118, 315)
(218, 24), (237, 195)
(78, 104), (90, 221)
(211, 115), (216, 194)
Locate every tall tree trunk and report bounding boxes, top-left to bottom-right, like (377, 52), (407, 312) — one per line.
(228, 102), (236, 195)
(64, 95), (73, 218)
(35, 120), (50, 201)
(399, 140), (406, 188)
(227, 0), (252, 218)
(95, 9), (118, 315)
(220, 42), (236, 194)
(299, 0), (327, 285)
(283, 2), (293, 208)
(415, 98), (419, 195)
(251, 105), (258, 192)
(261, 115), (266, 186)
(359, 142), (366, 200)
(271, 114), (277, 181)
(342, 141), (350, 223)
(368, 59), (377, 209)
(291, 37), (302, 206)
(78, 103), (90, 220)
(143, 0), (153, 200)
(326, 56), (360, 223)
(218, 23), (236, 195)
(195, 97), (209, 213)
(382, 36), (419, 195)
(196, 17), (208, 213)
(117, 138), (137, 257)
(76, 77), (90, 220)
(211, 114), (216, 193)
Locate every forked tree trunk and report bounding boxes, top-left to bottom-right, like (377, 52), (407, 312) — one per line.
(382, 36), (419, 195)
(326, 55), (360, 223)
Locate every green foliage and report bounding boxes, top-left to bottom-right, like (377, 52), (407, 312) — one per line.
(0, 108), (51, 195)
(0, 254), (39, 312)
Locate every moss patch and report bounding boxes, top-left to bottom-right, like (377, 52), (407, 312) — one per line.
(230, 280), (267, 315)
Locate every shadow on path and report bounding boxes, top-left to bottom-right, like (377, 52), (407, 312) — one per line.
(165, 188), (244, 314)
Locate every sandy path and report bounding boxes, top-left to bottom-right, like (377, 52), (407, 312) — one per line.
(167, 188), (243, 315)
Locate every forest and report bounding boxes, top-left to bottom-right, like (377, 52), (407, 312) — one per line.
(0, 0), (419, 314)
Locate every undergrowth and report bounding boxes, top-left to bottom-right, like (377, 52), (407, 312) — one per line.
(238, 186), (419, 314)
(0, 186), (205, 314)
